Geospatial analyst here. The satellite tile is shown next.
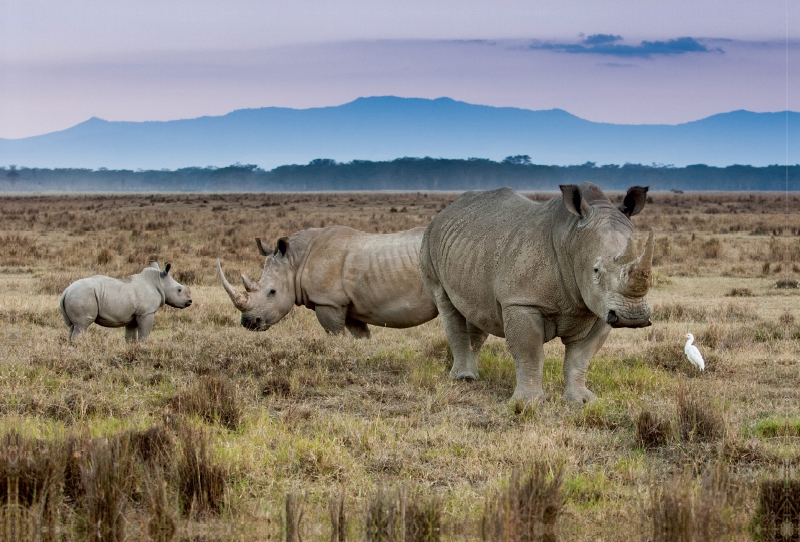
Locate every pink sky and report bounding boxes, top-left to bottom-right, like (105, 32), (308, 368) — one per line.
(1, 0), (798, 138)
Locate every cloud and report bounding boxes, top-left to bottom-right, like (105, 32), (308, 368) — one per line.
(531, 34), (722, 58)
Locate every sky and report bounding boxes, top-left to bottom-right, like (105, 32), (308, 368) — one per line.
(1, 0), (798, 139)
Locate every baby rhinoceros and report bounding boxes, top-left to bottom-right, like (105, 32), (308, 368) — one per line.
(59, 262), (192, 342)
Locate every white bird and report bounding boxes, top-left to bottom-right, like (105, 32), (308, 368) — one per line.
(684, 333), (705, 371)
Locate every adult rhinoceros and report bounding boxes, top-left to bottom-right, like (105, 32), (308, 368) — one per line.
(217, 226), (438, 337)
(60, 262), (192, 342)
(419, 183), (654, 403)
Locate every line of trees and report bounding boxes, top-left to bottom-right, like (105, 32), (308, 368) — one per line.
(1, 158), (798, 192)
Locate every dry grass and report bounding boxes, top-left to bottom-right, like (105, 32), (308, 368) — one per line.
(645, 460), (743, 542)
(635, 411), (672, 449)
(0, 191), (797, 540)
(170, 375), (241, 430)
(481, 463), (564, 542)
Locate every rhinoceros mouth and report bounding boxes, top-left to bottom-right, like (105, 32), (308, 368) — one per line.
(606, 310), (652, 328)
(241, 316), (271, 332)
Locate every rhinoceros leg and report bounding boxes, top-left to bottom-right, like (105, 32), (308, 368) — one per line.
(135, 313), (155, 342)
(125, 322), (138, 343)
(502, 305), (546, 402)
(345, 315), (371, 339)
(315, 305), (347, 334)
(69, 323), (90, 341)
(562, 319), (611, 403)
(431, 293), (480, 380)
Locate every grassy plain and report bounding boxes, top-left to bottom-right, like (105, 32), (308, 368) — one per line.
(0, 191), (799, 540)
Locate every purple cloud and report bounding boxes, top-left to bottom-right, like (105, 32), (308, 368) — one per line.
(532, 35), (721, 58)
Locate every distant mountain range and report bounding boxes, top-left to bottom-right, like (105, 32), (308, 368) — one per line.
(1, 97), (797, 169)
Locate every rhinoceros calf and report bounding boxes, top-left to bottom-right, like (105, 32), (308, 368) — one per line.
(217, 226), (438, 338)
(420, 183), (654, 403)
(60, 262), (192, 342)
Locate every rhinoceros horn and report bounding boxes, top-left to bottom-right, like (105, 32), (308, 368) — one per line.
(217, 259), (250, 310)
(241, 273), (260, 292)
(622, 229), (655, 295)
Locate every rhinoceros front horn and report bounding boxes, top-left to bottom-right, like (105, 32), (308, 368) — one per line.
(217, 259), (249, 311)
(623, 229), (655, 295)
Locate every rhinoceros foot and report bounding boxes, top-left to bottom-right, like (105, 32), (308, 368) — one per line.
(563, 386), (597, 404)
(510, 385), (545, 403)
(449, 368), (479, 381)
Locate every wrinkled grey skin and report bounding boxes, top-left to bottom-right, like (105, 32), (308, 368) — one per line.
(218, 226), (438, 338)
(60, 262), (192, 343)
(419, 183), (654, 403)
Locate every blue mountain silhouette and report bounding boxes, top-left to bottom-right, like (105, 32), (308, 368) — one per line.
(0, 97), (796, 169)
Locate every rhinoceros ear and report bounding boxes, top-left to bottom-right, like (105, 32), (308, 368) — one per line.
(162, 263), (171, 276)
(275, 237), (290, 257)
(150, 261), (160, 269)
(255, 238), (271, 257)
(619, 186), (649, 217)
(559, 184), (592, 218)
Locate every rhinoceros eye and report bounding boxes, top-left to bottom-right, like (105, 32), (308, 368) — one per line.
(268, 289), (276, 296)
(593, 267), (599, 274)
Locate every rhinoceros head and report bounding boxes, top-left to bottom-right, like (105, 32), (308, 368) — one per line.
(559, 183), (654, 328)
(149, 262), (193, 309)
(216, 237), (295, 331)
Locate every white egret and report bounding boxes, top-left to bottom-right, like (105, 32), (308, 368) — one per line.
(684, 333), (705, 371)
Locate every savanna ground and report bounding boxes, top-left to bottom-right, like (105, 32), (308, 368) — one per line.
(1, 191), (799, 541)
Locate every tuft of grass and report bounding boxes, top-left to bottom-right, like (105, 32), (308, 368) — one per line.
(127, 425), (175, 470)
(361, 488), (442, 542)
(677, 385), (725, 443)
(405, 492), (442, 542)
(177, 425), (228, 517)
(753, 478), (800, 540)
(144, 467), (177, 542)
(635, 411), (672, 449)
(725, 287), (754, 297)
(647, 461), (741, 542)
(262, 372), (295, 398)
(481, 463), (564, 541)
(364, 487), (400, 542)
(77, 435), (137, 542)
(170, 375), (241, 430)
(0, 431), (65, 542)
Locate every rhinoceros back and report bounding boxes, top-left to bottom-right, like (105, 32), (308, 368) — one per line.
(342, 227), (438, 327)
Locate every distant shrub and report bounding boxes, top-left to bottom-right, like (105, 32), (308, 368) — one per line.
(725, 287), (753, 297)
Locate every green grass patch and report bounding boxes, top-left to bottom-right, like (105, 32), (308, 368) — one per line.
(751, 417), (800, 439)
(564, 470), (612, 508)
(587, 356), (673, 400)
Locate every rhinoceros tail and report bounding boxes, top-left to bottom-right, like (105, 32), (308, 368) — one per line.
(59, 291), (71, 329)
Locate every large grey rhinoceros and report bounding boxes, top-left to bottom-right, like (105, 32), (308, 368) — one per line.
(60, 262), (192, 342)
(419, 183), (654, 403)
(217, 225), (438, 338)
